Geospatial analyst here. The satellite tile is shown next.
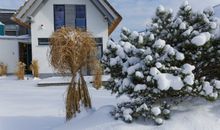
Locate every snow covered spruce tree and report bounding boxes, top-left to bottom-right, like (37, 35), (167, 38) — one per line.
(103, 1), (220, 125)
(151, 1), (220, 80)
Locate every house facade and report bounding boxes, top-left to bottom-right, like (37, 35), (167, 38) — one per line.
(10, 0), (121, 77)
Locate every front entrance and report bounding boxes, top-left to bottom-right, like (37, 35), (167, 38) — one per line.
(19, 43), (32, 74)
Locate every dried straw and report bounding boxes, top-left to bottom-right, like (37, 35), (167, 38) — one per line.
(49, 27), (102, 121)
(30, 60), (39, 78)
(0, 63), (7, 76)
(16, 61), (26, 80)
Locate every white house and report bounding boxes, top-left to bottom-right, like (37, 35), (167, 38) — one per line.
(8, 0), (121, 77)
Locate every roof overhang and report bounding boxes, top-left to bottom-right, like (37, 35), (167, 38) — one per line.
(11, 0), (122, 36)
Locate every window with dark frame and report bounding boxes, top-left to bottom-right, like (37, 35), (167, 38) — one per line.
(38, 38), (51, 45)
(75, 5), (86, 29)
(94, 38), (103, 60)
(54, 5), (86, 31)
(54, 5), (65, 30)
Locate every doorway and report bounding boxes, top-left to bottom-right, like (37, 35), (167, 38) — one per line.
(19, 43), (32, 74)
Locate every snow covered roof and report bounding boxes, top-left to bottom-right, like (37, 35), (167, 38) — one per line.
(11, 0), (122, 35)
(0, 35), (31, 42)
(0, 8), (16, 14)
(214, 4), (220, 18)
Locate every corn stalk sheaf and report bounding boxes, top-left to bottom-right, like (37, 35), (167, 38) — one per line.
(30, 60), (39, 78)
(0, 63), (7, 76)
(49, 27), (102, 121)
(16, 61), (26, 80)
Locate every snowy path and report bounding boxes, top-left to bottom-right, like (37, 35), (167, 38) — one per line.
(1, 76), (220, 130)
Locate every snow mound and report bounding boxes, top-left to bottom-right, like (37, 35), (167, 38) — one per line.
(191, 32), (211, 46)
(155, 73), (184, 91)
(53, 106), (119, 130)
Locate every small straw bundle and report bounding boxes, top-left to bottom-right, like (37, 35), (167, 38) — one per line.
(16, 61), (26, 80)
(30, 60), (39, 78)
(49, 27), (102, 121)
(0, 63), (7, 76)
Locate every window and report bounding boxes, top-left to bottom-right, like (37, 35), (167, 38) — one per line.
(38, 38), (50, 45)
(54, 5), (86, 30)
(54, 5), (65, 30)
(94, 38), (103, 60)
(75, 5), (86, 29)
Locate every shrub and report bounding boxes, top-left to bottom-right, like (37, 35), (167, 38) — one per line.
(103, 1), (220, 125)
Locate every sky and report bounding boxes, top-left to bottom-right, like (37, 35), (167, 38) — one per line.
(0, 0), (220, 39)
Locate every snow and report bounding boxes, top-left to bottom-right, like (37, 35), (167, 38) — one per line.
(214, 80), (220, 89)
(145, 55), (153, 62)
(191, 32), (211, 46)
(122, 42), (134, 53)
(182, 26), (193, 36)
(179, 22), (186, 30)
(138, 35), (144, 44)
(136, 104), (149, 112)
(151, 107), (161, 116)
(155, 73), (184, 91)
(203, 82), (213, 95)
(135, 71), (144, 78)
(182, 1), (189, 7)
(110, 56), (122, 66)
(116, 45), (126, 59)
(134, 84), (147, 92)
(157, 5), (165, 13)
(127, 63), (141, 75)
(130, 31), (139, 40)
(149, 34), (155, 41)
(1, 76), (220, 130)
(210, 22), (217, 29)
(182, 64), (195, 74)
(123, 108), (133, 121)
(153, 39), (166, 49)
(184, 74), (195, 85)
(155, 62), (162, 68)
(155, 118), (164, 125)
(150, 67), (160, 76)
(175, 52), (185, 60)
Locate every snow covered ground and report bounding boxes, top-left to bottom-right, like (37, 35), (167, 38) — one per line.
(1, 76), (220, 130)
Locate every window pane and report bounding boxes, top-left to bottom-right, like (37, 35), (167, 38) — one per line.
(75, 5), (86, 29)
(54, 5), (65, 30)
(75, 18), (86, 29)
(76, 5), (86, 18)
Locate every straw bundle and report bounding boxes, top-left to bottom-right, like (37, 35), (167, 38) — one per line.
(0, 63), (7, 76)
(16, 61), (26, 80)
(30, 60), (39, 78)
(49, 27), (102, 121)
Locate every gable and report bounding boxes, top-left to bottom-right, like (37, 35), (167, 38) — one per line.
(11, 0), (122, 35)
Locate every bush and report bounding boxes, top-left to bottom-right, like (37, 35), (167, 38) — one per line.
(103, 1), (220, 125)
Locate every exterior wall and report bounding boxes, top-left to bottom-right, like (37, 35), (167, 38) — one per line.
(31, 0), (109, 74)
(0, 39), (19, 74)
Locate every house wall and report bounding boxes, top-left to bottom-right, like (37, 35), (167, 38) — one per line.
(31, 0), (109, 75)
(0, 39), (19, 74)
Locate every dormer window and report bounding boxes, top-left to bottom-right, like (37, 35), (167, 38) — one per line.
(54, 5), (86, 30)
